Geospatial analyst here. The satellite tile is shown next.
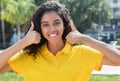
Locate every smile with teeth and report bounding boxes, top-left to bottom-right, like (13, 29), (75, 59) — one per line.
(48, 33), (58, 37)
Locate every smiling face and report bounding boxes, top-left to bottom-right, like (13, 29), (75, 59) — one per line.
(41, 11), (64, 44)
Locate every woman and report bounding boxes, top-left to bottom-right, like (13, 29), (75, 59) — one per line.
(0, 1), (120, 81)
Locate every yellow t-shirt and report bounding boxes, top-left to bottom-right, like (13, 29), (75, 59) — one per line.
(8, 42), (103, 81)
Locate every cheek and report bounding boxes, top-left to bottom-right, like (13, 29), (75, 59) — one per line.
(41, 28), (46, 37)
(62, 27), (64, 32)
(61, 25), (64, 33)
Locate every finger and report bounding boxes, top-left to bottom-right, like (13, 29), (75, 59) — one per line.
(66, 37), (74, 45)
(66, 32), (71, 40)
(66, 33), (72, 42)
(69, 19), (76, 31)
(29, 22), (34, 31)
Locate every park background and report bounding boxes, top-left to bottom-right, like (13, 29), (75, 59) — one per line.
(0, 0), (120, 81)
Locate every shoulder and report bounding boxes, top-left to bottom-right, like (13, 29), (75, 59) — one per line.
(9, 50), (33, 62)
(72, 44), (103, 56)
(71, 44), (86, 51)
(65, 43), (84, 54)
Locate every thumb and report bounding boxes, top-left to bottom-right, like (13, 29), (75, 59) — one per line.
(69, 19), (76, 31)
(29, 22), (34, 31)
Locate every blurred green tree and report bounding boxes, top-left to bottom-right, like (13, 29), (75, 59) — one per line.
(34, 0), (46, 5)
(1, 0), (36, 40)
(60, 0), (113, 33)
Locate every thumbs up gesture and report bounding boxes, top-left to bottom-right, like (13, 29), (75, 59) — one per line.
(66, 20), (86, 45)
(23, 22), (41, 45)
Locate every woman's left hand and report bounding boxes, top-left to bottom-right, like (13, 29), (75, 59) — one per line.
(66, 30), (86, 45)
(66, 19), (87, 45)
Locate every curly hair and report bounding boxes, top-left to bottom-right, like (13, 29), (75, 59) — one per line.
(24, 1), (72, 59)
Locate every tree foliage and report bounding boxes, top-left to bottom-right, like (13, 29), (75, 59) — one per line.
(1, 0), (36, 40)
(34, 0), (46, 6)
(60, 0), (113, 32)
(1, 0), (113, 33)
(1, 0), (36, 25)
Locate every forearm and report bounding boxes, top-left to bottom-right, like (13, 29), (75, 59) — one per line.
(83, 36), (120, 65)
(0, 23), (41, 70)
(0, 38), (29, 69)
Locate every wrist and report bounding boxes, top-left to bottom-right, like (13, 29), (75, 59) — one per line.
(81, 35), (92, 44)
(20, 37), (32, 47)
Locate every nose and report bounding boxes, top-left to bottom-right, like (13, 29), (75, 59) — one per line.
(49, 25), (56, 31)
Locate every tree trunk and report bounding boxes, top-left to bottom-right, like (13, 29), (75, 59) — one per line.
(17, 24), (21, 40)
(1, 19), (6, 48)
(1, 1), (6, 48)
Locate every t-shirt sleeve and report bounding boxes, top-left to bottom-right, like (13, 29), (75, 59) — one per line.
(81, 45), (104, 71)
(7, 51), (26, 74)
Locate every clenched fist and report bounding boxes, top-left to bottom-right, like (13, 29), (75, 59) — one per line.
(23, 22), (41, 45)
(66, 19), (88, 45)
(66, 30), (87, 45)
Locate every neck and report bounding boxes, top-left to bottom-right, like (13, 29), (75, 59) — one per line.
(47, 40), (65, 55)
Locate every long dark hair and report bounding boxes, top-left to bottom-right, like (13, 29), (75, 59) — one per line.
(24, 1), (72, 59)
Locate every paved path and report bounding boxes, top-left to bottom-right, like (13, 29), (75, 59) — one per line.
(0, 50), (2, 53)
(0, 50), (120, 75)
(92, 65), (120, 75)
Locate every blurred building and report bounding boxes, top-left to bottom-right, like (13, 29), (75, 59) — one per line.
(98, 0), (120, 43)
(108, 0), (120, 17)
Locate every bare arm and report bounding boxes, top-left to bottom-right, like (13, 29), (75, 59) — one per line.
(66, 19), (120, 66)
(0, 38), (30, 70)
(0, 63), (12, 74)
(0, 22), (41, 73)
(66, 30), (120, 66)
(83, 35), (120, 66)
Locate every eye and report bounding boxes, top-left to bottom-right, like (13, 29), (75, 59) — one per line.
(54, 21), (61, 26)
(42, 23), (49, 28)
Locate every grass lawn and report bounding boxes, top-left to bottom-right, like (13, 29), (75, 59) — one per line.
(0, 72), (23, 81)
(90, 74), (120, 81)
(0, 72), (120, 81)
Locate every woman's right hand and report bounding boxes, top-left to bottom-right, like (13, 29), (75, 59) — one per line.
(23, 22), (41, 45)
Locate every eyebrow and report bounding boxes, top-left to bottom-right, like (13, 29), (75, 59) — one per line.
(41, 19), (61, 24)
(54, 19), (61, 22)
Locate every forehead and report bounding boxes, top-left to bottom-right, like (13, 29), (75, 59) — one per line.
(41, 11), (62, 22)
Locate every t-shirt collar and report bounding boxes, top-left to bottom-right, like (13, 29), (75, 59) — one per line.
(39, 42), (72, 56)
